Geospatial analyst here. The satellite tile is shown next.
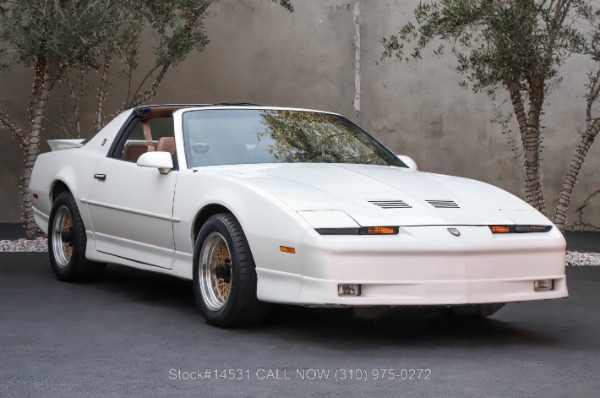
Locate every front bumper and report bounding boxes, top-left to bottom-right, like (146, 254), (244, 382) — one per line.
(295, 226), (568, 306)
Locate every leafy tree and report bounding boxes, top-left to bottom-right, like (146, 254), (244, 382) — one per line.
(0, 0), (293, 238)
(0, 0), (121, 238)
(382, 0), (600, 230)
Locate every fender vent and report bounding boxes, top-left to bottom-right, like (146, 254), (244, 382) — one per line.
(368, 200), (412, 209)
(426, 199), (460, 209)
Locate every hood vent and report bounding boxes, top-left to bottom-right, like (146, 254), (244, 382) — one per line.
(426, 199), (460, 209)
(368, 200), (412, 209)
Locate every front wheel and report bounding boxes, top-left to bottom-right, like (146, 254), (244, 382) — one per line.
(48, 192), (105, 282)
(193, 213), (269, 327)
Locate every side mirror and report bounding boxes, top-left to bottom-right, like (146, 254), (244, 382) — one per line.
(137, 151), (173, 175)
(397, 155), (418, 170)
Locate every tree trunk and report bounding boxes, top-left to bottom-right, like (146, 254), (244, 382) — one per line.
(553, 118), (600, 230)
(507, 82), (546, 214)
(523, 92), (545, 215)
(22, 57), (58, 238)
(95, 56), (111, 132)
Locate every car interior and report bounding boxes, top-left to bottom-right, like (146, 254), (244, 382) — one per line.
(115, 106), (186, 168)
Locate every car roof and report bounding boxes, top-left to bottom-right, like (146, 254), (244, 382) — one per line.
(132, 104), (341, 119)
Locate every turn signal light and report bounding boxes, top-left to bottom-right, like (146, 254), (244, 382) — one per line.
(360, 226), (399, 235)
(490, 225), (511, 234)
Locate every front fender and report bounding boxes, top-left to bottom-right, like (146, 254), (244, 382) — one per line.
(172, 170), (312, 302)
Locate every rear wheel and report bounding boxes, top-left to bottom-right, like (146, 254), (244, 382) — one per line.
(48, 192), (105, 282)
(193, 213), (269, 327)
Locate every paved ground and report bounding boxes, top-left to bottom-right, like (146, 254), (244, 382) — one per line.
(0, 224), (32, 240)
(1, 252), (599, 398)
(564, 231), (600, 252)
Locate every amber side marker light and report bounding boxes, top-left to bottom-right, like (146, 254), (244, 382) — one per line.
(279, 246), (296, 254)
(362, 226), (398, 235)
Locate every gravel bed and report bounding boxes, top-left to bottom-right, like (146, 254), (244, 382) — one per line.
(566, 250), (600, 266)
(1, 237), (48, 252)
(1, 238), (599, 266)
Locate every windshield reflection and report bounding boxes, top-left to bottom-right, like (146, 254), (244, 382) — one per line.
(182, 109), (403, 168)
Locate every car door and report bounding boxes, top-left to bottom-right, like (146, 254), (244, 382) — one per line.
(85, 115), (178, 269)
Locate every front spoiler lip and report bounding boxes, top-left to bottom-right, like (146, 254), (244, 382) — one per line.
(295, 274), (569, 306)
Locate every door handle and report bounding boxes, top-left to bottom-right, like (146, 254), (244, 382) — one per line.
(94, 173), (106, 181)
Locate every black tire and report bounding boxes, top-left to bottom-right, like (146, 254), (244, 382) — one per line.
(193, 213), (269, 327)
(442, 303), (505, 318)
(48, 192), (105, 282)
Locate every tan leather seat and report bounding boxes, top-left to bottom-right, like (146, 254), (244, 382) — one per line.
(122, 143), (147, 162)
(156, 137), (176, 156)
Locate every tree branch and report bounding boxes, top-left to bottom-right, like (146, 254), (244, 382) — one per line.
(122, 63), (170, 110)
(553, 117), (600, 228)
(0, 110), (24, 142)
(586, 68), (600, 122)
(128, 63), (161, 107)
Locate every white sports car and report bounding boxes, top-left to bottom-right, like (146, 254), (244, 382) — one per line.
(29, 105), (568, 327)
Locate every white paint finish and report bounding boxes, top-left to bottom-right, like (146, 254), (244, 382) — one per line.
(93, 232), (175, 270)
(397, 155), (418, 170)
(83, 110), (134, 154)
(170, 166), (310, 301)
(81, 198), (181, 222)
(295, 225), (566, 305)
(30, 105), (568, 308)
(136, 151), (174, 174)
(500, 208), (552, 225)
(297, 210), (359, 229)
(47, 139), (85, 151)
(223, 162), (537, 226)
(87, 157), (177, 268)
(255, 268), (304, 303)
(29, 147), (106, 233)
(297, 275), (567, 306)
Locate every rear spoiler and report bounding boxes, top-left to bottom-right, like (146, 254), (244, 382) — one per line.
(47, 139), (85, 151)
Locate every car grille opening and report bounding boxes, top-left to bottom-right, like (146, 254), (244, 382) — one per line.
(368, 200), (412, 209)
(426, 199), (460, 209)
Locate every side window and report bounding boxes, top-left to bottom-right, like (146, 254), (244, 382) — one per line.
(117, 117), (175, 163)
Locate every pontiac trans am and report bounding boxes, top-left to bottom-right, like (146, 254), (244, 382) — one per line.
(29, 105), (568, 327)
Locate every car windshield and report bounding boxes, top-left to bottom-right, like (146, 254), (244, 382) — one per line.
(182, 109), (405, 168)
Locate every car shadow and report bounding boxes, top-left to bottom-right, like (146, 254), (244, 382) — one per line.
(87, 264), (558, 348)
(89, 264), (198, 316)
(257, 305), (558, 348)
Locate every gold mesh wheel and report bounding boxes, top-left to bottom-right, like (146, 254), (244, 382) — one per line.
(199, 232), (233, 311)
(51, 205), (74, 268)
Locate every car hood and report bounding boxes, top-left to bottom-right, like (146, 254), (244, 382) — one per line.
(213, 163), (550, 227)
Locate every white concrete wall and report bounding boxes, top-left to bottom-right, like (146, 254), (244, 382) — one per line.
(0, 0), (598, 227)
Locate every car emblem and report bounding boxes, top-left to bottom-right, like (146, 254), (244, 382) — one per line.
(447, 228), (461, 237)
